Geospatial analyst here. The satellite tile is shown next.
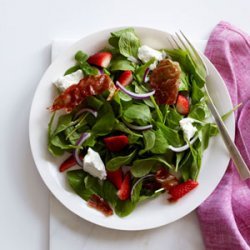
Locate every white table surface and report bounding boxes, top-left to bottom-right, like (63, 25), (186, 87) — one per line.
(1, 0), (250, 249)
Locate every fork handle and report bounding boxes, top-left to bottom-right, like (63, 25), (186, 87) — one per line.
(205, 88), (250, 180)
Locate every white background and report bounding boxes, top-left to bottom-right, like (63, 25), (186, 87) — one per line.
(1, 0), (250, 249)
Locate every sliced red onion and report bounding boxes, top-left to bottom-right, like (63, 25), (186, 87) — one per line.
(124, 121), (153, 131)
(130, 174), (155, 196)
(143, 68), (150, 83)
(168, 136), (198, 152)
(74, 108), (98, 119)
(73, 132), (91, 166)
(116, 81), (155, 99)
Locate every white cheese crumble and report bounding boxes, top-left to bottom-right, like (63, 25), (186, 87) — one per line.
(53, 69), (83, 91)
(138, 45), (166, 70)
(179, 118), (197, 141)
(83, 148), (107, 180)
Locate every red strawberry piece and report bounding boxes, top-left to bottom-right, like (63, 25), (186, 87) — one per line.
(107, 168), (123, 189)
(59, 155), (77, 172)
(87, 194), (113, 216)
(87, 52), (112, 68)
(117, 70), (133, 86)
(117, 173), (131, 201)
(168, 180), (198, 201)
(103, 135), (129, 152)
(176, 94), (190, 115)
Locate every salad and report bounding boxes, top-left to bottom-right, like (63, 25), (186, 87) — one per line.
(47, 28), (218, 217)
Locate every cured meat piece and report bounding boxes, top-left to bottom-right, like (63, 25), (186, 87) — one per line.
(150, 59), (181, 105)
(87, 194), (113, 216)
(50, 74), (115, 112)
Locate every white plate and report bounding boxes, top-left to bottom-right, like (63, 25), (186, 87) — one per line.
(29, 27), (234, 231)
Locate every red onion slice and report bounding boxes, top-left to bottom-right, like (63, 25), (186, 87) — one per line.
(143, 68), (150, 83)
(73, 132), (91, 166)
(74, 108), (98, 119)
(168, 136), (198, 152)
(116, 81), (155, 99)
(124, 121), (153, 131)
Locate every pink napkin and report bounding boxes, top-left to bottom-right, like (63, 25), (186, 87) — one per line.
(197, 22), (250, 250)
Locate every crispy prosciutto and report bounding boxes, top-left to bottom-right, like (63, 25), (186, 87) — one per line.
(50, 74), (115, 112)
(150, 59), (181, 105)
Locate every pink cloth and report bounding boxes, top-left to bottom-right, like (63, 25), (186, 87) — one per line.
(197, 22), (250, 250)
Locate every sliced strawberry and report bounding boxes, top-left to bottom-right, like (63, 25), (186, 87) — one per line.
(87, 194), (113, 216)
(107, 168), (123, 189)
(117, 173), (131, 201)
(59, 155), (77, 172)
(117, 70), (133, 86)
(176, 94), (190, 115)
(103, 135), (129, 152)
(168, 180), (198, 201)
(87, 52), (112, 68)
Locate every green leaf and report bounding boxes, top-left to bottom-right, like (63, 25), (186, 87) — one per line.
(86, 96), (104, 110)
(111, 28), (135, 37)
(189, 101), (209, 121)
(84, 175), (103, 196)
(118, 31), (140, 58)
(115, 200), (136, 217)
(79, 61), (99, 75)
(118, 90), (132, 101)
(67, 170), (93, 200)
(139, 130), (156, 155)
(50, 134), (79, 150)
(179, 71), (189, 91)
(131, 156), (172, 178)
(54, 114), (74, 135)
(150, 128), (168, 154)
(64, 65), (80, 76)
(114, 120), (143, 138)
(165, 107), (183, 129)
(191, 79), (204, 104)
(106, 149), (137, 171)
(75, 51), (88, 62)
(175, 151), (185, 171)
(91, 102), (115, 136)
(109, 55), (135, 71)
(123, 104), (152, 126)
(131, 181), (143, 203)
(221, 103), (242, 121)
(102, 181), (118, 207)
(134, 58), (155, 83)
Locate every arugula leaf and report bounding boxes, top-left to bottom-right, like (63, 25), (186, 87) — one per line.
(114, 120), (143, 138)
(53, 114), (74, 135)
(191, 79), (204, 104)
(165, 107), (183, 129)
(123, 104), (152, 125)
(179, 71), (189, 91)
(67, 170), (93, 200)
(150, 128), (168, 154)
(131, 156), (172, 178)
(106, 149), (137, 171)
(139, 130), (156, 155)
(189, 101), (209, 121)
(50, 134), (79, 150)
(166, 49), (205, 87)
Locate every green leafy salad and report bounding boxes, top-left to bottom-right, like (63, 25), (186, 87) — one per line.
(47, 28), (218, 217)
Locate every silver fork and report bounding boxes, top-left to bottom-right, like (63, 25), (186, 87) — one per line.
(169, 31), (250, 180)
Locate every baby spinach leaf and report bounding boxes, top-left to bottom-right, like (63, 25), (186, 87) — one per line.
(114, 120), (143, 138)
(134, 58), (155, 83)
(123, 104), (152, 125)
(165, 107), (183, 129)
(115, 200), (137, 217)
(53, 113), (74, 135)
(111, 28), (135, 37)
(131, 181), (143, 203)
(102, 181), (118, 207)
(86, 96), (104, 110)
(84, 175), (103, 197)
(67, 170), (93, 200)
(79, 61), (99, 75)
(109, 55), (135, 71)
(118, 31), (140, 58)
(91, 102), (115, 135)
(131, 156), (172, 178)
(50, 134), (79, 150)
(106, 149), (137, 171)
(179, 71), (189, 91)
(75, 51), (88, 62)
(191, 79), (204, 104)
(139, 130), (156, 155)
(150, 128), (168, 154)
(189, 101), (209, 121)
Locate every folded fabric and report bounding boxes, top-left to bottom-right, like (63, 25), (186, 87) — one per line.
(197, 21), (250, 250)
